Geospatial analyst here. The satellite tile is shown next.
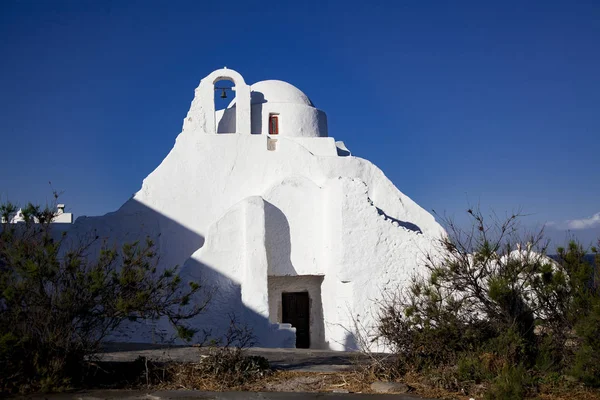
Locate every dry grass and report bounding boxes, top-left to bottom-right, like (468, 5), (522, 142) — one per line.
(152, 367), (370, 393)
(535, 384), (600, 400)
(149, 364), (599, 399)
(100, 359), (600, 399)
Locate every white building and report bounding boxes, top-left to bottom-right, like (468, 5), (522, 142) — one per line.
(7, 204), (73, 224)
(68, 68), (444, 351)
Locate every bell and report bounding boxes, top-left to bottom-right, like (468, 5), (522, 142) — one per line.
(220, 88), (227, 99)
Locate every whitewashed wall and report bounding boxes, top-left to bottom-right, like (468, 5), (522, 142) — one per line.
(63, 69), (444, 350)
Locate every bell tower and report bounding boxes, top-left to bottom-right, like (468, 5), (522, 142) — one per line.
(195, 68), (251, 134)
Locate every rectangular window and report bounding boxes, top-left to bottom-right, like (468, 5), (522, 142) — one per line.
(269, 114), (279, 135)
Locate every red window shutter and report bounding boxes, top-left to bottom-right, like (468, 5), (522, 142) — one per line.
(269, 115), (279, 135)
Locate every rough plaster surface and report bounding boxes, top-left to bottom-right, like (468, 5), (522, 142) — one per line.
(65, 68), (444, 351)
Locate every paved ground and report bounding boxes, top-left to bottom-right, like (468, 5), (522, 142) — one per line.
(23, 390), (429, 399)
(100, 343), (384, 372)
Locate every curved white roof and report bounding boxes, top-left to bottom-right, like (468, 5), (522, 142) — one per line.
(251, 80), (314, 106)
(228, 80), (314, 108)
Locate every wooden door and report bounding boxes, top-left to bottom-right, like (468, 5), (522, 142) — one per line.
(282, 292), (310, 348)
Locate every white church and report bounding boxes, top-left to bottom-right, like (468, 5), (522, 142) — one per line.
(68, 68), (444, 351)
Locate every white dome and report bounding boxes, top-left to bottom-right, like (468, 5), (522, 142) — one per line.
(250, 80), (314, 106)
(217, 74), (327, 138)
(228, 80), (314, 108)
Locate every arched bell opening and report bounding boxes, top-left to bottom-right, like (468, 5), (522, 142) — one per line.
(214, 78), (236, 134)
(197, 68), (251, 135)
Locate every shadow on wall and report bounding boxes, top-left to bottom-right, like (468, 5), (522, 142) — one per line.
(335, 141), (351, 157)
(217, 108), (235, 134)
(64, 198), (294, 348)
(250, 91), (265, 135)
(217, 91), (266, 135)
(375, 206), (422, 234)
(264, 201), (297, 276)
(344, 332), (359, 351)
(179, 257), (295, 348)
(263, 201), (333, 350)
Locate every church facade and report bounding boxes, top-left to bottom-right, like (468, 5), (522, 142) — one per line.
(69, 68), (444, 351)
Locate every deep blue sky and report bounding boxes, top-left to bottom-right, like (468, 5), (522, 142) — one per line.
(1, 0), (599, 247)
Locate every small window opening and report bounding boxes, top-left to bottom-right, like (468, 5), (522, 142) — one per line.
(269, 114), (279, 135)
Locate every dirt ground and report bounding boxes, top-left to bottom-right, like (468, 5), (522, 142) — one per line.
(98, 344), (600, 400)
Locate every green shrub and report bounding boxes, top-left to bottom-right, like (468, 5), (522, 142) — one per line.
(569, 299), (600, 387)
(570, 344), (600, 387)
(457, 354), (487, 383)
(377, 207), (600, 395)
(485, 364), (530, 400)
(0, 200), (209, 393)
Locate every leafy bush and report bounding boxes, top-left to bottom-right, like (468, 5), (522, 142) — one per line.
(456, 353), (496, 383)
(377, 208), (600, 395)
(0, 201), (210, 393)
(485, 364), (530, 400)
